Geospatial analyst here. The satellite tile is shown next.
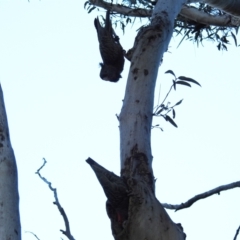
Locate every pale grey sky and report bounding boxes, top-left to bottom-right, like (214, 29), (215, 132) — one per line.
(0, 1), (240, 240)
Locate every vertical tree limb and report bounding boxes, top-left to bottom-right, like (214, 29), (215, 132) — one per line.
(0, 84), (21, 240)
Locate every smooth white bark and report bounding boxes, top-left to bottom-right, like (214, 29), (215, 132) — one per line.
(118, 1), (187, 239)
(119, 0), (186, 168)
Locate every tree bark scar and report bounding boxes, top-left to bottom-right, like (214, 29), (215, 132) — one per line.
(122, 145), (154, 192)
(144, 69), (149, 76)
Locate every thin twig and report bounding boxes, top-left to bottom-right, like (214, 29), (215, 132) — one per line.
(160, 85), (174, 106)
(233, 225), (240, 240)
(25, 231), (40, 240)
(36, 158), (76, 240)
(162, 181), (240, 211)
(153, 84), (174, 115)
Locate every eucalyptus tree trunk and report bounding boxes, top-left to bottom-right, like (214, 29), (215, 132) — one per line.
(87, 0), (187, 239)
(0, 85), (21, 240)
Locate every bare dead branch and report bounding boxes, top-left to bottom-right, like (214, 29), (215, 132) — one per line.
(234, 225), (240, 240)
(36, 158), (75, 240)
(25, 231), (40, 240)
(162, 181), (240, 211)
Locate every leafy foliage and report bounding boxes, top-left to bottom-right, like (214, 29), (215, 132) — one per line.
(152, 70), (201, 130)
(174, 3), (239, 51)
(85, 1), (239, 50)
(84, 1), (98, 13)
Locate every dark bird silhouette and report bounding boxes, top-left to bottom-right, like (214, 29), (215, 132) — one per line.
(94, 11), (125, 82)
(86, 158), (129, 233)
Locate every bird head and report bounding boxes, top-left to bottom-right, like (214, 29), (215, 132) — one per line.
(99, 63), (122, 82)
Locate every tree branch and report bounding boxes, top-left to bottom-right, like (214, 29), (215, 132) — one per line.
(233, 225), (240, 240)
(25, 231), (40, 240)
(162, 181), (240, 211)
(88, 0), (240, 27)
(204, 0), (240, 17)
(89, 0), (151, 17)
(181, 5), (240, 27)
(181, 5), (231, 26)
(35, 159), (75, 240)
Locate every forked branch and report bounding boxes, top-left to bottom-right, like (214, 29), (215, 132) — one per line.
(36, 158), (75, 240)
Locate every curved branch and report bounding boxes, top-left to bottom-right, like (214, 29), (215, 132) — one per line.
(25, 231), (40, 240)
(162, 181), (240, 211)
(88, 0), (240, 27)
(36, 159), (75, 240)
(180, 5), (236, 27)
